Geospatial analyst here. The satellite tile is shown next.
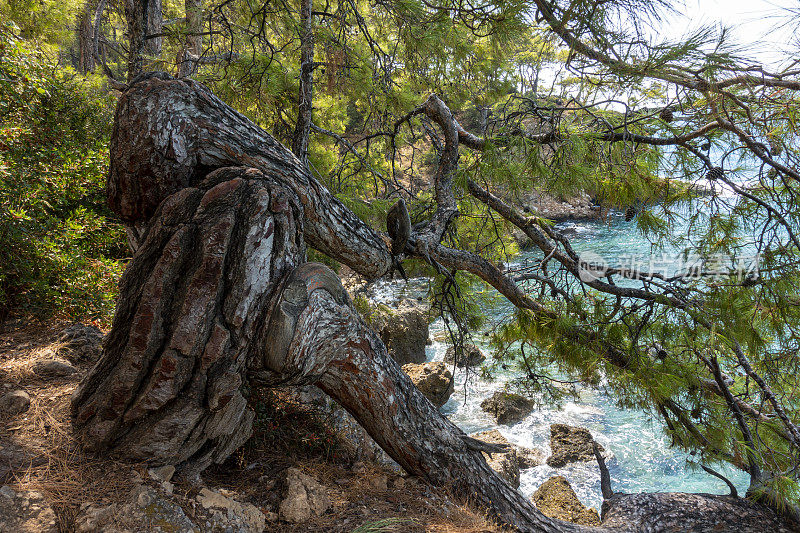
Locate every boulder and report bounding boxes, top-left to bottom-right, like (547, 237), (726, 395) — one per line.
(471, 430), (545, 469)
(485, 448), (520, 489)
(470, 430), (520, 488)
(279, 467), (331, 523)
(32, 359), (77, 378)
(283, 385), (395, 467)
(0, 485), (58, 533)
(517, 446), (546, 469)
(516, 190), (600, 221)
(546, 423), (604, 467)
(197, 487), (267, 532)
(444, 343), (487, 367)
(56, 323), (103, 363)
(76, 485), (197, 533)
(480, 391), (534, 425)
(532, 476), (600, 526)
(0, 389), (31, 416)
(366, 302), (429, 364)
(471, 429), (546, 484)
(75, 481), (267, 532)
(402, 362), (454, 408)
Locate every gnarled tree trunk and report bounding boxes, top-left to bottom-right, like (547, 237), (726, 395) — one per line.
(71, 73), (797, 533)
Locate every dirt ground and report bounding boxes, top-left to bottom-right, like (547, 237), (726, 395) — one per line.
(0, 320), (505, 533)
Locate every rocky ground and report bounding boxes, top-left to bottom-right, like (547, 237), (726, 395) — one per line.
(0, 320), (512, 532)
(0, 317), (607, 532)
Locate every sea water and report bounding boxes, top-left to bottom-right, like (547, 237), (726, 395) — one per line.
(365, 208), (751, 513)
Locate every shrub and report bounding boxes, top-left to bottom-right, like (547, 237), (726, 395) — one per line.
(0, 23), (125, 323)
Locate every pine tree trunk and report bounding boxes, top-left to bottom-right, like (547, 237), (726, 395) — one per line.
(291, 0), (314, 165)
(125, 0), (162, 80)
(71, 73), (797, 533)
(177, 0), (202, 77)
(77, 2), (95, 73)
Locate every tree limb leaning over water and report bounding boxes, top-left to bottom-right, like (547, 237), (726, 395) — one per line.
(70, 73), (800, 531)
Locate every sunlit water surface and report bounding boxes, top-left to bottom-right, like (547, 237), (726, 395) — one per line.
(364, 209), (750, 512)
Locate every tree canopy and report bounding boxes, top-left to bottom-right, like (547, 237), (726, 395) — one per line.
(3, 0), (800, 521)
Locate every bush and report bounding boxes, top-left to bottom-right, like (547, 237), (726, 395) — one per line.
(0, 23), (125, 323)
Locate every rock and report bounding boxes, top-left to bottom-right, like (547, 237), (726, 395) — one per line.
(148, 465), (175, 483)
(283, 385), (389, 465)
(601, 492), (796, 532)
(369, 474), (388, 491)
(471, 429), (545, 471)
(444, 343), (486, 367)
(402, 362), (454, 407)
(484, 448), (520, 489)
(0, 442), (46, 482)
(76, 485), (197, 533)
(480, 391), (534, 425)
(511, 227), (533, 249)
(279, 467), (331, 523)
(366, 301), (429, 364)
(197, 487), (266, 532)
(516, 190), (600, 222)
(470, 430), (524, 488)
(532, 476), (600, 526)
(0, 389), (31, 416)
(546, 423), (604, 467)
(32, 359), (77, 378)
(0, 485), (58, 533)
(517, 447), (546, 469)
(56, 323), (103, 363)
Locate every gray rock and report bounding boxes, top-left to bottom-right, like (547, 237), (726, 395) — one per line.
(532, 476), (600, 525)
(283, 386), (394, 467)
(517, 446), (546, 469)
(197, 487), (266, 532)
(480, 391), (534, 425)
(279, 467), (331, 523)
(515, 190), (600, 222)
(0, 485), (57, 532)
(32, 359), (77, 378)
(474, 431), (520, 488)
(546, 424), (604, 468)
(148, 465), (175, 483)
(471, 429), (545, 472)
(76, 485), (197, 533)
(444, 343), (486, 367)
(366, 301), (429, 364)
(402, 362), (454, 408)
(57, 323), (103, 363)
(0, 389), (31, 416)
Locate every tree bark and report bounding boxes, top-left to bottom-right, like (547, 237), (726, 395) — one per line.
(125, 0), (162, 80)
(107, 72), (392, 278)
(291, 0), (314, 166)
(177, 0), (202, 77)
(72, 167), (306, 476)
(72, 73), (798, 533)
(77, 1), (95, 73)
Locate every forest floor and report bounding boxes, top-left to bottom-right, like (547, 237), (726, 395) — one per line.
(0, 320), (504, 533)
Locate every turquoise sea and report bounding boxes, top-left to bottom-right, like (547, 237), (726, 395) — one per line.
(366, 204), (751, 513)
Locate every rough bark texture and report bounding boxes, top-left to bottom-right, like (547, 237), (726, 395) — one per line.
(247, 263), (583, 533)
(125, 0), (162, 80)
(177, 0), (202, 77)
(72, 73), (799, 533)
(77, 1), (95, 73)
(601, 492), (797, 532)
(72, 167), (306, 475)
(291, 0), (314, 166)
(108, 72), (391, 278)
